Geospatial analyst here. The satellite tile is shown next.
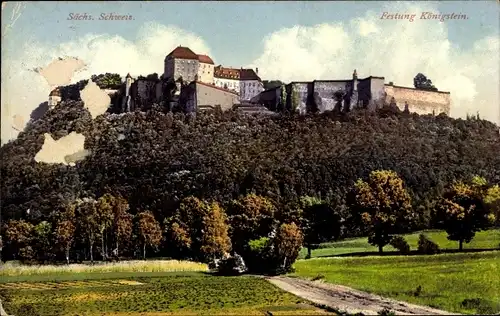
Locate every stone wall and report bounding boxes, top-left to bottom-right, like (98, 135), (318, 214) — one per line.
(313, 81), (350, 112)
(195, 82), (239, 111)
(289, 82), (309, 113)
(384, 85), (451, 115)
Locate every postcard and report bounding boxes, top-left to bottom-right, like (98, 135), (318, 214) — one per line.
(1, 1), (499, 316)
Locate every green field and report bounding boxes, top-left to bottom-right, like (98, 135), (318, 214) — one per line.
(0, 273), (331, 316)
(298, 228), (500, 259)
(292, 251), (500, 315)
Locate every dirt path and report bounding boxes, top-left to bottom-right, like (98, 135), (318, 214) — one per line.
(267, 276), (460, 315)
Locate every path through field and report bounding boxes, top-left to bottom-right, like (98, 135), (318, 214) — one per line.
(267, 276), (460, 315)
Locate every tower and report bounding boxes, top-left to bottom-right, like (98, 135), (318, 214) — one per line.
(350, 69), (359, 110)
(48, 88), (61, 108)
(122, 73), (133, 112)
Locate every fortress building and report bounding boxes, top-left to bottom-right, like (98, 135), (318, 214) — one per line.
(48, 88), (61, 108)
(255, 70), (451, 116)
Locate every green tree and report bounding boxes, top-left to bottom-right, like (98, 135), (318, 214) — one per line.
(227, 194), (277, 254)
(96, 194), (117, 260)
(76, 199), (99, 263)
(33, 221), (52, 263)
(434, 181), (496, 251)
(91, 73), (122, 89)
(349, 170), (414, 253)
(300, 196), (341, 259)
(136, 211), (162, 259)
(413, 73), (438, 91)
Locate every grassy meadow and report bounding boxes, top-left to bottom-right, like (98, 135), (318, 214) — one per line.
(292, 251), (500, 315)
(0, 260), (208, 278)
(298, 228), (500, 259)
(0, 273), (331, 316)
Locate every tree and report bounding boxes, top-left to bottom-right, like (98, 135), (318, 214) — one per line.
(262, 80), (284, 90)
(113, 211), (133, 258)
(349, 170), (415, 253)
(91, 73), (122, 90)
(4, 220), (34, 261)
(96, 194), (118, 260)
(136, 211), (162, 259)
(272, 222), (304, 273)
(413, 73), (438, 91)
(54, 203), (76, 264)
(165, 197), (231, 262)
(55, 220), (75, 264)
(76, 198), (99, 263)
(33, 221), (52, 263)
(434, 181), (496, 251)
(227, 194), (277, 255)
(299, 196), (341, 259)
(199, 202), (232, 262)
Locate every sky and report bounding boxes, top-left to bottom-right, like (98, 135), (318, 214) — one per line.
(1, 1), (499, 143)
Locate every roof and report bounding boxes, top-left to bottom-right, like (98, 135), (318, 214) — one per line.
(197, 54), (214, 65)
(126, 73), (132, 79)
(166, 46), (198, 60)
(240, 68), (261, 81)
(214, 66), (241, 79)
(49, 88), (61, 97)
(194, 80), (239, 96)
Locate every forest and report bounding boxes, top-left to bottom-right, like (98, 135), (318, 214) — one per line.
(1, 100), (499, 273)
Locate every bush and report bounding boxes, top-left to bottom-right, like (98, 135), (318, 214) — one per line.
(378, 308), (395, 316)
(417, 234), (440, 254)
(389, 236), (410, 254)
(215, 253), (247, 276)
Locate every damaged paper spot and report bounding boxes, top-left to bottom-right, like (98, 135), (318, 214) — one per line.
(80, 81), (111, 119)
(34, 132), (89, 165)
(34, 57), (86, 88)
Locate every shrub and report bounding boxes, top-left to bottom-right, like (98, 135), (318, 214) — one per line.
(389, 236), (410, 254)
(215, 253), (247, 276)
(311, 274), (325, 281)
(378, 308), (395, 316)
(417, 234), (440, 254)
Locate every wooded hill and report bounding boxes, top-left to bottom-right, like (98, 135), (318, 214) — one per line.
(2, 102), (499, 234)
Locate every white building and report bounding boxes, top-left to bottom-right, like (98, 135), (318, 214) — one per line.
(239, 68), (264, 101)
(214, 66), (240, 94)
(48, 88), (61, 108)
(163, 46), (214, 84)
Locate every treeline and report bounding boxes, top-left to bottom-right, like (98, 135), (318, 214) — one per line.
(2, 171), (498, 275)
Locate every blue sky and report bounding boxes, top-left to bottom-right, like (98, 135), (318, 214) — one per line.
(2, 1), (499, 67)
(1, 1), (499, 143)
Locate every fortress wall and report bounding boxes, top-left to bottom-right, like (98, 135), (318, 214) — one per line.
(384, 85), (451, 115)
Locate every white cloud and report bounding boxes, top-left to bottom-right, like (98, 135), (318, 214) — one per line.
(1, 22), (212, 144)
(249, 2), (499, 125)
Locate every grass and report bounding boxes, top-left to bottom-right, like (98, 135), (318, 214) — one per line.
(292, 251), (500, 315)
(0, 260), (208, 277)
(298, 228), (500, 259)
(0, 273), (333, 316)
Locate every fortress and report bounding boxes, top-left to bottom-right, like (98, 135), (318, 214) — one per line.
(47, 46), (451, 116)
(256, 70), (451, 115)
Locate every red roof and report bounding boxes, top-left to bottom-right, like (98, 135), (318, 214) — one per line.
(197, 54), (214, 65)
(194, 80), (239, 96)
(166, 46), (198, 60)
(240, 68), (261, 81)
(214, 65), (241, 79)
